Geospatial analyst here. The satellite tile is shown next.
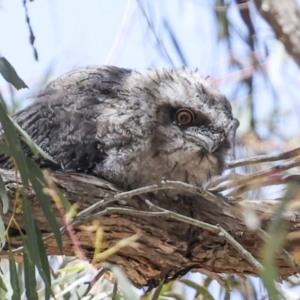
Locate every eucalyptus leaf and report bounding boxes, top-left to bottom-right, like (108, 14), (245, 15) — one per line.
(22, 193), (52, 297)
(180, 278), (214, 300)
(8, 248), (21, 300)
(0, 57), (27, 90)
(25, 157), (63, 252)
(0, 215), (6, 251)
(0, 175), (8, 214)
(10, 116), (56, 163)
(103, 263), (138, 300)
(22, 235), (39, 300)
(0, 98), (29, 186)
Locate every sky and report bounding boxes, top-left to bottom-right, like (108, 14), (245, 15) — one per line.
(0, 0), (240, 107)
(1, 0), (300, 299)
(0, 1), (217, 88)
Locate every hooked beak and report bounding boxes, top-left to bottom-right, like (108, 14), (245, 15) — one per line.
(185, 128), (223, 153)
(196, 135), (219, 153)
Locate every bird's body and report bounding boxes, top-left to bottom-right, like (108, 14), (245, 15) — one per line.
(1, 66), (234, 190)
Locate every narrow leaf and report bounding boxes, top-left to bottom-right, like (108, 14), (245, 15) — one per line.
(0, 269), (7, 294)
(0, 57), (28, 90)
(10, 117), (56, 163)
(34, 222), (51, 300)
(0, 98), (29, 186)
(25, 157), (63, 252)
(23, 236), (38, 300)
(180, 278), (214, 300)
(0, 215), (6, 251)
(8, 247), (21, 300)
(260, 184), (299, 300)
(56, 188), (72, 211)
(103, 263), (138, 300)
(22, 193), (52, 293)
(0, 175), (8, 213)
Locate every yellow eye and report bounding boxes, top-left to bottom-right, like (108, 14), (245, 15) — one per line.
(175, 108), (194, 126)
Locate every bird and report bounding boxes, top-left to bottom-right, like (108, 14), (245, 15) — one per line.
(0, 65), (234, 190)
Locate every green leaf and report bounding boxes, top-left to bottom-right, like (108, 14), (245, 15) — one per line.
(8, 247), (21, 300)
(103, 263), (138, 300)
(0, 57), (28, 90)
(22, 193), (52, 297)
(180, 278), (215, 300)
(10, 116), (56, 163)
(0, 141), (11, 156)
(22, 235), (39, 300)
(0, 273), (8, 293)
(25, 157), (63, 252)
(0, 174), (9, 214)
(160, 292), (185, 300)
(56, 188), (72, 211)
(260, 183), (299, 300)
(0, 97), (29, 186)
(0, 215), (6, 251)
(34, 222), (51, 300)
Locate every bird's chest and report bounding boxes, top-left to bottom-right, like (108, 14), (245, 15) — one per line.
(111, 148), (219, 189)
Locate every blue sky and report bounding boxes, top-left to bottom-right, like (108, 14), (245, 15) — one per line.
(0, 0), (225, 101)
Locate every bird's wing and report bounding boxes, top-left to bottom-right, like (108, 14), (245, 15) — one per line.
(0, 65), (131, 173)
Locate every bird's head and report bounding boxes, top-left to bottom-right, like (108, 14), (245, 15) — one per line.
(120, 68), (234, 185)
(127, 69), (233, 151)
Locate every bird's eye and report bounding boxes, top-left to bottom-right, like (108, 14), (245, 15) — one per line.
(175, 108), (194, 126)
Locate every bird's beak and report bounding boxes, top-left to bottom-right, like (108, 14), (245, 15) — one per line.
(186, 129), (222, 153)
(185, 127), (224, 153)
(196, 135), (219, 153)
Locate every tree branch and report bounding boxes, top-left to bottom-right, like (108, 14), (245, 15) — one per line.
(0, 168), (299, 287)
(255, 0), (300, 67)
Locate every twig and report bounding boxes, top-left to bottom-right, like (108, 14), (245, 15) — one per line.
(206, 172), (244, 190)
(115, 179), (242, 219)
(92, 207), (169, 220)
(143, 199), (262, 271)
(226, 173), (300, 197)
(73, 198), (262, 272)
(82, 268), (107, 297)
(228, 147), (300, 168)
(75, 198), (116, 223)
(211, 156), (300, 193)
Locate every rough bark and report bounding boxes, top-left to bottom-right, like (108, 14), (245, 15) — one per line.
(255, 0), (300, 67)
(0, 168), (299, 288)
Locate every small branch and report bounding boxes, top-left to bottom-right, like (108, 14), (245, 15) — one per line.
(115, 179), (242, 219)
(254, 0), (300, 68)
(74, 198), (116, 224)
(143, 199), (262, 271)
(218, 225), (262, 271)
(226, 173), (300, 197)
(228, 147), (300, 168)
(206, 172), (245, 190)
(82, 268), (107, 297)
(211, 156), (300, 193)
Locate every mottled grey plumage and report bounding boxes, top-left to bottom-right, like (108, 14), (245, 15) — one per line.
(0, 66), (234, 189)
